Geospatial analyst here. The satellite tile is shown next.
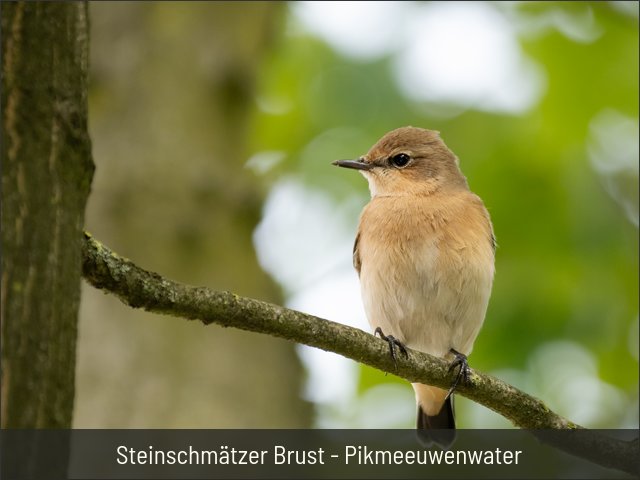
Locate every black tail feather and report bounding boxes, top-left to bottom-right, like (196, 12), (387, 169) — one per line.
(416, 395), (456, 449)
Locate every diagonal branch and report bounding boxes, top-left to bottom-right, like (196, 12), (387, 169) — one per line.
(80, 232), (638, 476)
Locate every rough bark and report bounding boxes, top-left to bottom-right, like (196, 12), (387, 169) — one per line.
(1, 1), (94, 429)
(1, 2), (94, 477)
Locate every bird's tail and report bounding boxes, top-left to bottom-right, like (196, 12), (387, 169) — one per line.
(413, 383), (456, 449)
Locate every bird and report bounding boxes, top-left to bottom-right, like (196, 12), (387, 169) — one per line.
(332, 126), (495, 447)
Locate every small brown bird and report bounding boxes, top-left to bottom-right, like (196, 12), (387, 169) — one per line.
(333, 127), (495, 447)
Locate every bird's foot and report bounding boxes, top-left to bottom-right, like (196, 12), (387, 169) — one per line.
(446, 348), (470, 400)
(374, 327), (408, 370)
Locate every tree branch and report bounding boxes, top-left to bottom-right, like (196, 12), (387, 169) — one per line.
(80, 232), (638, 476)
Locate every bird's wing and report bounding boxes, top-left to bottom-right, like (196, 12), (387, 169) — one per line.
(353, 231), (362, 275)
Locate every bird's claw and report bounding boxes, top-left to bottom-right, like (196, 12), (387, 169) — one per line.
(375, 327), (408, 370)
(446, 348), (470, 400)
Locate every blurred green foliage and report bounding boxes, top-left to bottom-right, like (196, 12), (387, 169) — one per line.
(250, 2), (638, 428)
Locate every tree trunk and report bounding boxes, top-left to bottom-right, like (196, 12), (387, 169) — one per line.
(1, 0), (94, 429)
(1, 2), (94, 477)
(75, 2), (311, 428)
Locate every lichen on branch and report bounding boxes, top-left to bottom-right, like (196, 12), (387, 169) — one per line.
(80, 232), (638, 476)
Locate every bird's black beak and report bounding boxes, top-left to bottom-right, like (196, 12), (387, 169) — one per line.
(332, 158), (373, 171)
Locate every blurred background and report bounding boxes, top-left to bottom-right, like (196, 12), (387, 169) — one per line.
(76, 1), (638, 430)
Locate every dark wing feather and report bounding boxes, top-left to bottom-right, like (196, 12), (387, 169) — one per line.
(353, 231), (362, 275)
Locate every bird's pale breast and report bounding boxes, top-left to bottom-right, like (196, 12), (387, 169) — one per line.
(357, 191), (494, 358)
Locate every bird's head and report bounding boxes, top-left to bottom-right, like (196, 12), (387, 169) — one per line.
(333, 126), (467, 197)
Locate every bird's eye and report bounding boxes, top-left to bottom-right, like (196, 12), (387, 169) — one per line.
(390, 153), (410, 168)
